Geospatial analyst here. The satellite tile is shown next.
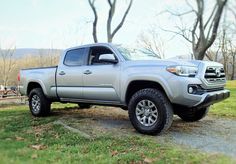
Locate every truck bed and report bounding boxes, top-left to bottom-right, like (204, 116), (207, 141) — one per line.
(21, 66), (57, 71)
(19, 66), (58, 98)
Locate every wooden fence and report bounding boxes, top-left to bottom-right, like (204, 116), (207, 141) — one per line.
(0, 90), (18, 97)
(0, 90), (27, 104)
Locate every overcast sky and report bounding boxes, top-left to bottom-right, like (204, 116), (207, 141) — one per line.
(0, 0), (232, 58)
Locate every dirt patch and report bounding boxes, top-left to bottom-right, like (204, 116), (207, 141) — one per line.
(53, 107), (133, 138)
(53, 106), (236, 158)
(165, 117), (236, 158)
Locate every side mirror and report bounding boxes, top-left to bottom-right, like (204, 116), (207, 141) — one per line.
(99, 54), (118, 64)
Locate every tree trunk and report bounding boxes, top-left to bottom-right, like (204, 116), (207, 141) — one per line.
(107, 37), (112, 43)
(88, 0), (98, 43)
(193, 48), (205, 60)
(106, 0), (132, 43)
(168, 0), (228, 60)
(231, 55), (236, 80)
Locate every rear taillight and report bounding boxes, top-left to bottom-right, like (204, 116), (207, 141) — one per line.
(17, 72), (20, 81)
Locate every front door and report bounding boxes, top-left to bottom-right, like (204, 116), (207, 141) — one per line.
(82, 46), (120, 102)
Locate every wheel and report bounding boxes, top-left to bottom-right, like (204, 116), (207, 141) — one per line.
(176, 107), (209, 122)
(29, 88), (51, 117)
(78, 103), (91, 109)
(128, 88), (173, 135)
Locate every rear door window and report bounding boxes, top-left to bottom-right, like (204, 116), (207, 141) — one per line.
(64, 48), (86, 66)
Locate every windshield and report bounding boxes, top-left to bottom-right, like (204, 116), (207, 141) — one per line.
(116, 45), (160, 61)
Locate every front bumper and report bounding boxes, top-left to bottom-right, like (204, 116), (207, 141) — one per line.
(194, 89), (230, 109)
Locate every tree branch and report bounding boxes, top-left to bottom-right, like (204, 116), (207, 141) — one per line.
(88, 0), (98, 43)
(111, 0), (133, 39)
(107, 0), (117, 42)
(165, 9), (195, 17)
(205, 0), (228, 51)
(204, 4), (217, 29)
(160, 27), (192, 43)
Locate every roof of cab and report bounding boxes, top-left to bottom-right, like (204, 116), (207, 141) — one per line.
(64, 43), (116, 52)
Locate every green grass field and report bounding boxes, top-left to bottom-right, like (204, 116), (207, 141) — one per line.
(210, 80), (236, 118)
(0, 81), (235, 163)
(0, 105), (234, 164)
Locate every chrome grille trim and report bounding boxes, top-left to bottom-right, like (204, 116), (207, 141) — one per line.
(204, 66), (226, 84)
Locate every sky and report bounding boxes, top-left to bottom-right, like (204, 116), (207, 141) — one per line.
(0, 0), (231, 58)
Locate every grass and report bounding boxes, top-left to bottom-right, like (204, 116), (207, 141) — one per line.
(0, 81), (235, 163)
(0, 105), (235, 163)
(210, 80), (236, 118)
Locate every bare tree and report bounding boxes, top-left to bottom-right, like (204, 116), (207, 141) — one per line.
(88, 0), (98, 43)
(163, 0), (228, 60)
(46, 44), (60, 66)
(107, 0), (133, 42)
(228, 1), (236, 79)
(210, 25), (236, 80)
(0, 46), (16, 87)
(38, 49), (45, 67)
(88, 0), (133, 43)
(0, 47), (60, 86)
(228, 40), (236, 80)
(205, 41), (221, 62)
(137, 29), (165, 59)
(220, 28), (229, 75)
(37, 46), (61, 67)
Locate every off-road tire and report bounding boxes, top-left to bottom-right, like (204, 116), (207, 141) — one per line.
(128, 88), (173, 135)
(29, 88), (51, 117)
(177, 107), (209, 122)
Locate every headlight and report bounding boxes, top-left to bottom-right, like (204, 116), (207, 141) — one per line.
(166, 65), (198, 77)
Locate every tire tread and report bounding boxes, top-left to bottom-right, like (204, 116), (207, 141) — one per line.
(29, 88), (51, 117)
(128, 88), (173, 135)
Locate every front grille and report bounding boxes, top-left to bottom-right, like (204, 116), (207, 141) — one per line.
(204, 66), (226, 83)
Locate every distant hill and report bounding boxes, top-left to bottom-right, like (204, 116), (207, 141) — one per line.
(11, 48), (63, 59)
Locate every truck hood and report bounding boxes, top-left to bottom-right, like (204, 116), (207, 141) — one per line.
(124, 59), (223, 68)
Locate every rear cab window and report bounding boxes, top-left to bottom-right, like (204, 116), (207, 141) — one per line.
(64, 48), (86, 66)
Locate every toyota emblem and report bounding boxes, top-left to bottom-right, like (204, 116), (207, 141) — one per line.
(215, 68), (221, 77)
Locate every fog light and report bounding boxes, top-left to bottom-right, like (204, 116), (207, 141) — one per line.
(188, 87), (194, 94)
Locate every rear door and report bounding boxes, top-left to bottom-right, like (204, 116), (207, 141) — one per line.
(56, 48), (88, 99)
(82, 46), (121, 102)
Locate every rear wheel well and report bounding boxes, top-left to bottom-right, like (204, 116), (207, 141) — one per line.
(125, 80), (167, 105)
(27, 82), (42, 96)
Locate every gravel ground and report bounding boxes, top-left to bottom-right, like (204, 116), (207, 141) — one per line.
(161, 117), (236, 158)
(55, 107), (236, 158)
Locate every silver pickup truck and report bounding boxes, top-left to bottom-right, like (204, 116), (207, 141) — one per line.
(19, 43), (230, 134)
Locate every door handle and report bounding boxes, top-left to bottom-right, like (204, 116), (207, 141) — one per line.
(83, 70), (92, 75)
(59, 71), (66, 75)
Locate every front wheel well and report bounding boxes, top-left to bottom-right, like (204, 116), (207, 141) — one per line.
(125, 80), (167, 105)
(27, 82), (43, 96)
